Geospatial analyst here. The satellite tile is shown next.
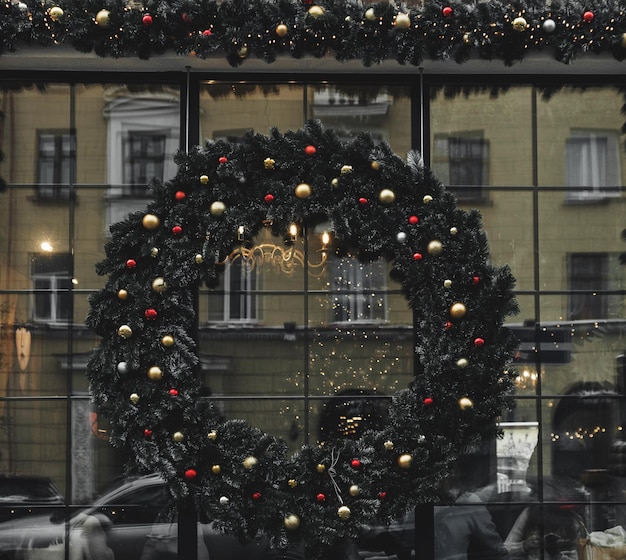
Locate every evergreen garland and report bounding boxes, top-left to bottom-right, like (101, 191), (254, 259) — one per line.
(86, 120), (519, 558)
(1, 0), (626, 65)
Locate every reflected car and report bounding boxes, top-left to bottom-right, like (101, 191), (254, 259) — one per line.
(0, 476), (64, 523)
(0, 474), (298, 560)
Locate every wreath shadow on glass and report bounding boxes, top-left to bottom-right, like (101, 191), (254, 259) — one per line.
(86, 120), (519, 559)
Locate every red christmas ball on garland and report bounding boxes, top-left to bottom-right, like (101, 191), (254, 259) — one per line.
(409, 215), (419, 225)
(202, 29), (212, 36)
(252, 491), (262, 501)
(424, 397), (434, 406)
(172, 225), (183, 235)
(144, 308), (157, 320)
(126, 259), (137, 269)
(142, 13), (153, 26)
(316, 493), (326, 502)
(304, 145), (317, 155)
(218, 156), (228, 164)
(175, 191), (186, 201)
(358, 197), (368, 206)
(582, 10), (594, 22)
(184, 469), (197, 481)
(442, 6), (453, 17)
(169, 388), (179, 396)
(474, 337), (485, 347)
(413, 252), (423, 261)
(264, 193), (275, 204)
(143, 429), (153, 438)
(350, 459), (361, 469)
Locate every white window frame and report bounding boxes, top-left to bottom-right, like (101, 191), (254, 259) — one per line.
(31, 254), (73, 325)
(223, 258), (259, 323)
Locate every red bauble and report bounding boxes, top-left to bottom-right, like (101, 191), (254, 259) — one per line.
(264, 193), (275, 203)
(413, 252), (423, 261)
(424, 397), (434, 406)
(358, 197), (368, 205)
(172, 225), (183, 235)
(582, 10), (594, 22)
(442, 6), (453, 17)
(378, 491), (387, 500)
(445, 321), (453, 330)
(409, 215), (419, 225)
(142, 14), (153, 26)
(252, 492), (262, 501)
(175, 191), (186, 201)
(304, 145), (317, 155)
(472, 276), (480, 285)
(316, 493), (326, 502)
(144, 308), (158, 320)
(303, 0), (314, 5)
(351, 459), (361, 469)
(474, 337), (485, 347)
(184, 469), (197, 481)
(181, 12), (192, 24)
(202, 29), (212, 36)
(143, 429), (153, 437)
(218, 156), (228, 164)
(126, 259), (137, 269)
(169, 388), (179, 396)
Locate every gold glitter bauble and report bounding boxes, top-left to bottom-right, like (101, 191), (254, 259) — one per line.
(450, 302), (467, 319)
(308, 5), (324, 18)
(370, 161), (380, 171)
(423, 195), (433, 204)
(211, 464), (221, 474)
(384, 440), (394, 450)
(337, 506), (351, 520)
(340, 165), (353, 175)
(117, 325), (132, 339)
(331, 178), (339, 187)
(379, 189), (396, 205)
(427, 240), (443, 256)
(456, 358), (469, 368)
(48, 6), (63, 20)
(200, 174), (209, 184)
(150, 247), (159, 258)
(622, 33), (626, 48)
(349, 485), (360, 496)
(295, 183), (312, 199)
(316, 463), (326, 473)
(459, 397), (474, 410)
(512, 16), (527, 31)
(161, 335), (175, 347)
(172, 431), (185, 442)
(288, 479), (298, 488)
(243, 456), (258, 470)
(210, 201), (226, 216)
(395, 13), (411, 29)
(275, 24), (288, 37)
(148, 366), (163, 380)
(284, 514), (301, 530)
(365, 7), (376, 21)
(129, 393), (140, 404)
(237, 45), (248, 58)
(443, 279), (453, 289)
(152, 277), (167, 293)
(397, 453), (413, 469)
(95, 9), (110, 27)
(450, 227), (458, 235)
(117, 289), (129, 300)
(195, 254), (204, 264)
(208, 430), (217, 440)
(142, 213), (160, 230)
(264, 157), (276, 169)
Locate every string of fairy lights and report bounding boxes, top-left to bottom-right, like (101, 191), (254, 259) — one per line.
(1, 0), (626, 65)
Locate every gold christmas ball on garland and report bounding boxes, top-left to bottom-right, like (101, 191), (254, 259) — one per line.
(427, 240), (443, 256)
(211, 464), (221, 474)
(449, 302), (467, 319)
(308, 5), (325, 18)
(151, 277), (167, 293)
(95, 9), (110, 27)
(397, 453), (413, 469)
(242, 456), (258, 470)
(48, 6), (63, 21)
(379, 189), (396, 205)
(394, 13), (411, 29)
(275, 24), (288, 37)
(459, 397), (474, 410)
(210, 201), (226, 216)
(295, 183), (312, 199)
(337, 506), (351, 520)
(117, 324), (132, 339)
(512, 16), (527, 31)
(129, 393), (140, 404)
(172, 431), (185, 442)
(284, 514), (301, 530)
(161, 335), (175, 347)
(147, 366), (163, 380)
(117, 289), (128, 300)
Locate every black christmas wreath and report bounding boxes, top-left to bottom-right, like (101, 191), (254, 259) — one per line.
(86, 120), (519, 559)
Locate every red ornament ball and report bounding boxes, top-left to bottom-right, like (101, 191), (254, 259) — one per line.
(202, 29), (212, 36)
(169, 388), (179, 396)
(445, 321), (453, 330)
(304, 145), (317, 155)
(252, 492), (262, 501)
(172, 225), (183, 235)
(378, 491), (387, 500)
(303, 0), (314, 6)
(143, 429), (153, 437)
(358, 197), (368, 206)
(126, 259), (137, 269)
(413, 252), (423, 261)
(442, 6), (453, 17)
(144, 308), (158, 320)
(184, 469), (197, 481)
(264, 193), (275, 204)
(424, 397), (434, 406)
(218, 156), (228, 164)
(181, 12), (192, 24)
(582, 10), (594, 22)
(409, 215), (419, 225)
(472, 276), (480, 285)
(316, 493), (326, 502)
(474, 337), (485, 347)
(350, 459), (361, 469)
(142, 13), (153, 26)
(175, 191), (186, 201)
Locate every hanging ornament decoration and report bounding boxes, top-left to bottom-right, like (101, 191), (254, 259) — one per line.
(95, 9), (110, 27)
(295, 183), (312, 198)
(394, 13), (411, 29)
(142, 13), (153, 26)
(582, 10), (594, 22)
(210, 201), (227, 216)
(542, 18), (556, 33)
(307, 5), (324, 18)
(48, 6), (63, 21)
(442, 6), (453, 17)
(87, 122), (518, 560)
(276, 24), (289, 38)
(512, 17), (527, 31)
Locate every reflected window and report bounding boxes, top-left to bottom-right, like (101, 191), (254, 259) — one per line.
(568, 253), (608, 320)
(565, 130), (620, 201)
(36, 130), (75, 199)
(331, 258), (386, 323)
(224, 258), (258, 322)
(31, 253), (72, 323)
(433, 132), (488, 199)
(123, 130), (167, 192)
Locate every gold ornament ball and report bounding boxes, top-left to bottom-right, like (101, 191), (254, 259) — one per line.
(316, 463), (326, 473)
(450, 302), (467, 319)
(95, 9), (110, 27)
(459, 397), (474, 410)
(288, 479), (298, 488)
(397, 453), (413, 469)
(152, 277), (167, 293)
(370, 160), (380, 171)
(200, 174), (209, 184)
(150, 247), (159, 258)
(331, 178), (339, 187)
(456, 358), (469, 368)
(117, 289), (129, 300)
(208, 430), (218, 440)
(340, 165), (353, 175)
(276, 24), (288, 37)
(349, 485), (360, 496)
(463, 32), (472, 45)
(148, 366), (163, 380)
(308, 5), (325, 18)
(48, 6), (63, 20)
(284, 514), (301, 530)
(117, 324), (132, 339)
(243, 456), (258, 470)
(172, 431), (185, 442)
(337, 506), (351, 520)
(161, 335), (175, 347)
(210, 201), (226, 216)
(365, 7), (376, 21)
(443, 279), (453, 289)
(427, 240), (443, 256)
(264, 157), (275, 169)
(141, 214), (161, 229)
(384, 440), (394, 450)
(423, 194), (433, 204)
(379, 189), (396, 205)
(395, 13), (411, 29)
(195, 254), (204, 264)
(450, 226), (458, 235)
(295, 183), (312, 199)
(512, 16), (527, 31)
(211, 464), (221, 474)
(129, 393), (140, 404)
(237, 45), (248, 58)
